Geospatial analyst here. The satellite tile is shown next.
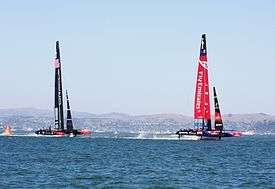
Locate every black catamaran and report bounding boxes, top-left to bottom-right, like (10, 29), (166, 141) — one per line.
(35, 41), (92, 136)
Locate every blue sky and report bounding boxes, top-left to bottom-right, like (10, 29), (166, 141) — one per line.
(0, 0), (274, 115)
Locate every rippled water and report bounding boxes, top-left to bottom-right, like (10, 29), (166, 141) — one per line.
(0, 134), (274, 188)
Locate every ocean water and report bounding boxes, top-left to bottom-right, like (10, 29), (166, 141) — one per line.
(0, 134), (274, 189)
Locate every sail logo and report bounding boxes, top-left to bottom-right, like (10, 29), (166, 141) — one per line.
(195, 71), (204, 111)
(54, 58), (60, 68)
(199, 60), (208, 69)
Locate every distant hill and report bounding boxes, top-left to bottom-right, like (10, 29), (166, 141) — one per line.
(0, 108), (274, 134)
(0, 108), (95, 118)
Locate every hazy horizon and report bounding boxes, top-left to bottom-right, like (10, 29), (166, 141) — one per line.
(1, 1), (275, 115)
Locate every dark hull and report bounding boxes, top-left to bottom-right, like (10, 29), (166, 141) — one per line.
(176, 129), (204, 139)
(176, 129), (241, 139)
(35, 129), (92, 137)
(221, 130), (242, 137)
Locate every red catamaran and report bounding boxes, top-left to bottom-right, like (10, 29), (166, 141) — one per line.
(176, 34), (241, 139)
(35, 41), (92, 137)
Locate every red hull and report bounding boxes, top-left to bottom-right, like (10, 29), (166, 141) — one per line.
(79, 130), (92, 135)
(206, 130), (242, 137)
(53, 131), (65, 136)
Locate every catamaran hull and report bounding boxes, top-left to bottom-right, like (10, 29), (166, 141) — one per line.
(177, 134), (222, 140)
(176, 130), (204, 140)
(176, 129), (241, 140)
(178, 135), (201, 140)
(222, 131), (241, 137)
(177, 134), (221, 140)
(35, 129), (92, 137)
(206, 130), (242, 137)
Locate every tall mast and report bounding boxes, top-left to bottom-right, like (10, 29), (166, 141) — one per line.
(66, 90), (74, 132)
(54, 41), (64, 130)
(202, 34), (211, 131)
(213, 87), (223, 131)
(194, 34), (211, 130)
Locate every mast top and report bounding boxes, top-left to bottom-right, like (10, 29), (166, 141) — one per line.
(56, 41), (60, 60)
(200, 34), (207, 59)
(56, 41), (59, 51)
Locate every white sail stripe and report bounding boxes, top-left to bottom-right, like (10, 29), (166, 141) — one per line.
(199, 60), (208, 70)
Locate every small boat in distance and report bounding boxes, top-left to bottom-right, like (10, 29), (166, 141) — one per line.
(176, 34), (241, 139)
(35, 41), (92, 137)
(1, 125), (13, 136)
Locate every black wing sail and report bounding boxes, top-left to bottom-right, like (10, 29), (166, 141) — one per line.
(213, 87), (223, 131)
(54, 41), (64, 130)
(66, 90), (74, 133)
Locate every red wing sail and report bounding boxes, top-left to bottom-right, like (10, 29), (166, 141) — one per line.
(194, 34), (211, 130)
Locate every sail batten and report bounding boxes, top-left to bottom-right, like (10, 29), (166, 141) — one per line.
(194, 34), (211, 130)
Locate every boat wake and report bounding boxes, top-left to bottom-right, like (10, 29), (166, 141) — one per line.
(242, 131), (256, 136)
(0, 133), (37, 137)
(119, 133), (192, 140)
(124, 136), (180, 140)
